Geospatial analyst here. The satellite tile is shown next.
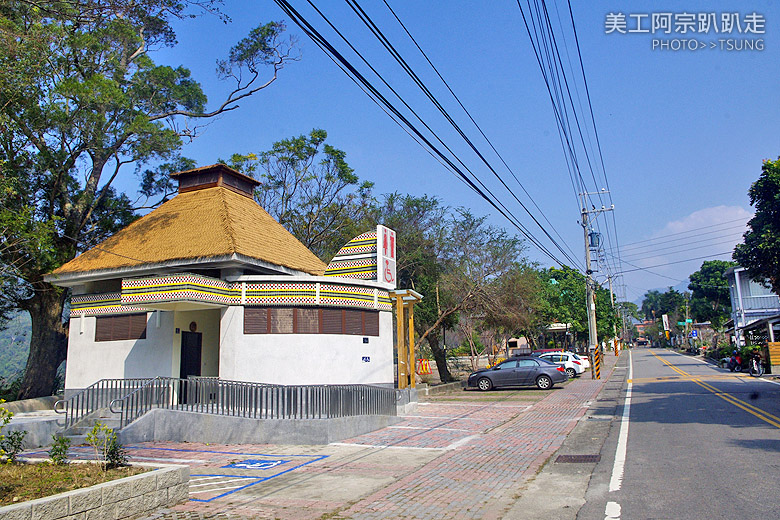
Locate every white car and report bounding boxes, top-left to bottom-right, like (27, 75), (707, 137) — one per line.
(570, 352), (590, 370)
(538, 352), (585, 378)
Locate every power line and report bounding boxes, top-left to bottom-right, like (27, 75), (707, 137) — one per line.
(610, 218), (748, 250)
(378, 0), (583, 270)
(620, 234), (744, 261)
(516, 0), (622, 281)
(344, 0), (582, 269)
(616, 251), (733, 274)
(274, 0), (570, 267)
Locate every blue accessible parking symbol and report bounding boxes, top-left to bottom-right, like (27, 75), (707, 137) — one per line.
(222, 459), (288, 470)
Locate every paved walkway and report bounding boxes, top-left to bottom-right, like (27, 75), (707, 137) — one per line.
(27, 352), (620, 519)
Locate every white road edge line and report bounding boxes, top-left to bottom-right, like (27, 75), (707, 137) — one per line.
(328, 442), (445, 451)
(609, 349), (632, 493)
(605, 500), (621, 519)
(759, 377), (780, 387)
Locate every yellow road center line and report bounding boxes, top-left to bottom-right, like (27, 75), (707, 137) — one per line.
(648, 350), (780, 429)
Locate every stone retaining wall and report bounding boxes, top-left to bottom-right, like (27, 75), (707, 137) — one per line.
(0, 464), (189, 520)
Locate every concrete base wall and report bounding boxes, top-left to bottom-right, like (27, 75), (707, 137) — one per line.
(5, 415), (64, 448)
(396, 387), (418, 415)
(0, 396), (61, 414)
(0, 464), (188, 520)
(119, 408), (401, 445)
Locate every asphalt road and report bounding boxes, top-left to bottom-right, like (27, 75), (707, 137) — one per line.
(580, 347), (780, 520)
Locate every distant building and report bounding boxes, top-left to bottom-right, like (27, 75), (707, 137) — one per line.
(634, 319), (654, 339)
(724, 266), (780, 345)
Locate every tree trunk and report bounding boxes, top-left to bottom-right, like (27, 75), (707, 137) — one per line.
(18, 284), (69, 399)
(428, 331), (454, 383)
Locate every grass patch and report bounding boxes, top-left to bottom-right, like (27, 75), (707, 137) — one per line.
(0, 462), (147, 506)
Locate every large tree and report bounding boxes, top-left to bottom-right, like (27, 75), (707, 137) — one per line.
(734, 158), (780, 296)
(688, 260), (736, 329)
(641, 288), (685, 321)
(224, 129), (375, 261)
(371, 193), (454, 382)
(0, 1), (296, 398)
(541, 267), (618, 347)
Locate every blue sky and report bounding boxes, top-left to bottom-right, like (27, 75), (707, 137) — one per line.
(116, 1), (780, 304)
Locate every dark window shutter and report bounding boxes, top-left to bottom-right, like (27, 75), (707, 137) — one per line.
(296, 308), (319, 334)
(95, 316), (112, 342)
(322, 309), (343, 334)
(364, 311), (380, 336)
(95, 314), (146, 341)
(270, 308), (294, 334)
(344, 310), (363, 335)
(113, 315), (130, 341)
(129, 314), (147, 339)
(244, 308), (268, 334)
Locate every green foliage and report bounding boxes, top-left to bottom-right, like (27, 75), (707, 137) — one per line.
(86, 422), (127, 469)
(105, 435), (128, 468)
(0, 1), (294, 398)
(688, 260), (736, 329)
(641, 288), (686, 321)
(0, 311), (30, 385)
(1, 430), (26, 463)
(224, 129), (375, 261)
(734, 158), (780, 296)
(0, 399), (14, 462)
(48, 434), (71, 466)
(540, 266), (618, 344)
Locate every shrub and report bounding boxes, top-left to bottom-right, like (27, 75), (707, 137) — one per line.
(1, 430), (27, 463)
(105, 435), (128, 468)
(86, 422), (128, 469)
(0, 399), (13, 462)
(49, 434), (71, 465)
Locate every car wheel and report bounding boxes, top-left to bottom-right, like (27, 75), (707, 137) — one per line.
(477, 377), (493, 391)
(536, 375), (553, 390)
(565, 367), (576, 378)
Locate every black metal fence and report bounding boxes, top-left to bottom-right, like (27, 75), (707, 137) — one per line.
(54, 378), (156, 429)
(57, 377), (397, 429)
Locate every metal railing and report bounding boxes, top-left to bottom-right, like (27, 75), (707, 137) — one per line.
(108, 377), (397, 429)
(54, 378), (155, 429)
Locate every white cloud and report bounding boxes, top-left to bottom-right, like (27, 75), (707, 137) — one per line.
(652, 206), (753, 238)
(619, 206), (753, 301)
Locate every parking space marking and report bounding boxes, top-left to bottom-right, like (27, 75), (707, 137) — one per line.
(329, 442), (446, 451)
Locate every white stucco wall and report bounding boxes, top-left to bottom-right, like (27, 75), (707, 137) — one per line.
(218, 307), (394, 386)
(64, 311), (175, 390)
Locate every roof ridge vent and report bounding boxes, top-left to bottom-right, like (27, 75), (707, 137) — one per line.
(170, 163), (260, 197)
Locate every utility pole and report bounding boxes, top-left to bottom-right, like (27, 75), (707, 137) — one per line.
(684, 293), (690, 349)
(608, 275), (618, 354)
(580, 191), (614, 378)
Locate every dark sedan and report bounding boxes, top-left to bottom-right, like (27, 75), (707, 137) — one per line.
(467, 356), (568, 391)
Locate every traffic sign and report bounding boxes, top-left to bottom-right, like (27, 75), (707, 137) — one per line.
(690, 330), (698, 338)
(677, 321), (684, 326)
(686, 319), (693, 323)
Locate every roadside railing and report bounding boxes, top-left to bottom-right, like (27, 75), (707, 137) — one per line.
(53, 378), (155, 428)
(107, 377), (397, 429)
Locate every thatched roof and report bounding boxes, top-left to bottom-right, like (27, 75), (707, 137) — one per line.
(52, 185), (326, 276)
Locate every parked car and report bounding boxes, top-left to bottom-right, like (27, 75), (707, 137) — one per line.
(570, 352), (590, 370)
(467, 356), (568, 391)
(537, 352), (585, 378)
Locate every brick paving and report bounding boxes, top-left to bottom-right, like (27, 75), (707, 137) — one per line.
(29, 353), (619, 519)
(339, 362), (618, 520)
